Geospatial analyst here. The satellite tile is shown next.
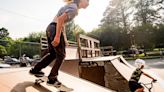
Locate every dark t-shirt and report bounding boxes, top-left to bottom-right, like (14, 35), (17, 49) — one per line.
(129, 68), (143, 82)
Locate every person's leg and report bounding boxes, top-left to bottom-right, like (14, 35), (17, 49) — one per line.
(135, 82), (144, 92)
(32, 51), (56, 71)
(47, 33), (66, 84)
(135, 87), (144, 92)
(30, 23), (57, 75)
(129, 81), (144, 92)
(48, 49), (65, 78)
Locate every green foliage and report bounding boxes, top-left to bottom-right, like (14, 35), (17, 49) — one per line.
(65, 21), (76, 41)
(155, 24), (164, 48)
(19, 43), (40, 58)
(8, 41), (20, 58)
(131, 24), (156, 49)
(65, 21), (85, 41)
(0, 37), (13, 46)
(133, 0), (161, 25)
(87, 28), (101, 40)
(88, 25), (131, 50)
(23, 31), (45, 42)
(7, 39), (40, 58)
(0, 27), (9, 39)
(0, 45), (7, 58)
(87, 0), (164, 51)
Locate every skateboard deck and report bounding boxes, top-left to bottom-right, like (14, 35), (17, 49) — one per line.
(34, 76), (73, 92)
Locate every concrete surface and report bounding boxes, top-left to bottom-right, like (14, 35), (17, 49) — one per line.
(0, 67), (114, 92)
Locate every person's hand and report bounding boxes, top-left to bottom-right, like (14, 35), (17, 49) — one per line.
(65, 41), (69, 47)
(51, 37), (60, 47)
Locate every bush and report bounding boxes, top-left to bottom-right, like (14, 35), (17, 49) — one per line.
(0, 45), (7, 58)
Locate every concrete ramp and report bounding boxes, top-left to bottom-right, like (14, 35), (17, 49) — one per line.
(111, 58), (135, 80)
(0, 67), (114, 92)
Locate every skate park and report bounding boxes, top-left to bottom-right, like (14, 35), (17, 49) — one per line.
(0, 34), (164, 92)
(1, 0), (164, 91)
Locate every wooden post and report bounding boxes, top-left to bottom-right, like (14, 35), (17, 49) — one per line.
(76, 33), (82, 62)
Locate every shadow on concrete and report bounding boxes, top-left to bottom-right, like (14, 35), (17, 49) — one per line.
(10, 81), (51, 92)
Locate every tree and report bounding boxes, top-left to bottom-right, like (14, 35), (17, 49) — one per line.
(0, 45), (7, 59)
(23, 31), (45, 42)
(92, 0), (132, 50)
(65, 21), (76, 41)
(132, 24), (156, 49)
(8, 39), (40, 58)
(155, 24), (164, 48)
(97, 0), (164, 50)
(87, 28), (101, 40)
(132, 0), (162, 25)
(102, 0), (133, 32)
(65, 21), (85, 41)
(0, 27), (9, 39)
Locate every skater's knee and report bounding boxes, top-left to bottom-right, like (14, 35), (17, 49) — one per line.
(56, 51), (65, 60)
(58, 54), (65, 60)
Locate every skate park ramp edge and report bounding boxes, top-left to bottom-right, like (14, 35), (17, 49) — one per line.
(0, 66), (114, 92)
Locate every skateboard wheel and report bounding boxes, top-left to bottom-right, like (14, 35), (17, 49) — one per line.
(35, 82), (40, 85)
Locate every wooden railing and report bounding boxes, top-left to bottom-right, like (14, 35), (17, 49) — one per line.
(77, 34), (101, 60)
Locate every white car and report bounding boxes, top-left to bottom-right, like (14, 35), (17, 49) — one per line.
(0, 64), (11, 68)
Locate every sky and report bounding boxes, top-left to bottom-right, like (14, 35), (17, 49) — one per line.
(0, 0), (109, 39)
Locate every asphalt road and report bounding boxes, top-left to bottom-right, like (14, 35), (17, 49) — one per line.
(128, 58), (164, 69)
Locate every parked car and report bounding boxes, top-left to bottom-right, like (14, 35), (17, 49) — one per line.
(0, 64), (11, 68)
(4, 56), (20, 65)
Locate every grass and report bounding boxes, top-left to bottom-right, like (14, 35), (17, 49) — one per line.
(124, 56), (161, 60)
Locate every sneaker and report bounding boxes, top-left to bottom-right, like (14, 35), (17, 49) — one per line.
(47, 78), (61, 87)
(29, 68), (44, 77)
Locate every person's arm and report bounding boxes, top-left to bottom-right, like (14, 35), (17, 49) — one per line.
(51, 12), (68, 47)
(63, 28), (69, 46)
(143, 72), (157, 81)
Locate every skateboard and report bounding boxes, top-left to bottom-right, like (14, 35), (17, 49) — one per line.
(34, 75), (73, 92)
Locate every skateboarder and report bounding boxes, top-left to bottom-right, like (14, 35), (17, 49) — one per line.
(128, 59), (157, 92)
(29, 0), (89, 86)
